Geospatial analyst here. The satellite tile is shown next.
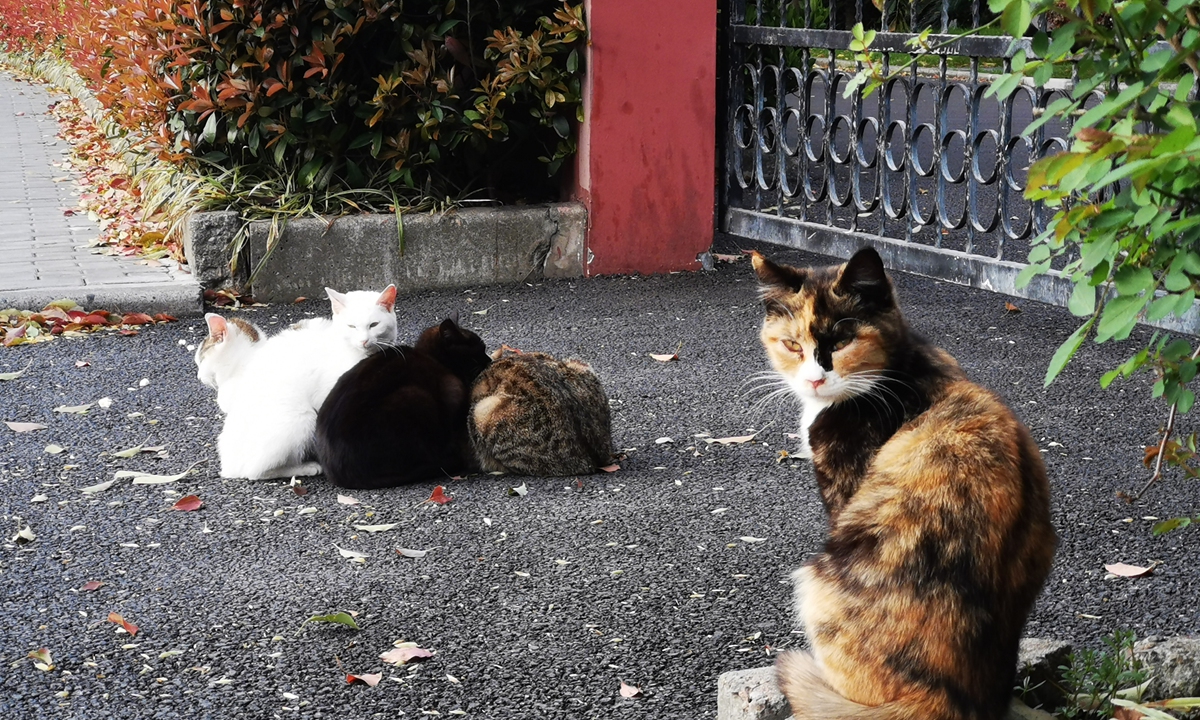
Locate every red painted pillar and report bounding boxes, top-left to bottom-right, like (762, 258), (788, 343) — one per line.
(573, 0), (717, 276)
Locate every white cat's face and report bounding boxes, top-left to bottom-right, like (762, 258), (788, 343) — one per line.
(195, 314), (261, 389)
(325, 285), (398, 350)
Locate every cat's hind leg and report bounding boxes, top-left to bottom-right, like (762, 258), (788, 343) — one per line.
(217, 412), (316, 480)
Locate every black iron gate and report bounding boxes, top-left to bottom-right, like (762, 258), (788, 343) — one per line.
(720, 0), (1090, 312)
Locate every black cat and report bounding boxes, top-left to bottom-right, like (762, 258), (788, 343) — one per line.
(315, 317), (492, 489)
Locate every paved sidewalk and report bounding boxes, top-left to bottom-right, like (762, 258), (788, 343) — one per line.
(0, 72), (201, 315)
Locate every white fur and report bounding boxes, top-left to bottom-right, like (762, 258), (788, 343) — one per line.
(195, 286), (398, 480)
(785, 353), (877, 458)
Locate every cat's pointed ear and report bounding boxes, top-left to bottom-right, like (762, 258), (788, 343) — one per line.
(439, 317), (461, 339)
(751, 251), (808, 294)
(204, 313), (228, 342)
(325, 287), (347, 315)
(751, 252), (808, 314)
(377, 284), (397, 312)
(835, 247), (894, 308)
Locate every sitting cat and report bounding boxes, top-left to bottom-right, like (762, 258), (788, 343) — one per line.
(751, 248), (1056, 720)
(315, 317), (492, 489)
(195, 285), (398, 479)
(469, 348), (613, 476)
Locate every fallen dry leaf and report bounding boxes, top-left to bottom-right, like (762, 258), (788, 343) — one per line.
(5, 421), (47, 433)
(1104, 562), (1155, 578)
(619, 681), (643, 699)
(74, 360), (90, 368)
(79, 580), (105, 592)
(1005, 301), (1021, 313)
(0, 362), (31, 381)
(107, 612), (139, 636)
(353, 523), (398, 533)
(120, 313), (155, 326)
(44, 444), (65, 454)
(428, 486), (452, 505)
(599, 464), (620, 473)
(396, 548), (428, 559)
(706, 434), (757, 445)
(304, 612), (360, 630)
(28, 647), (54, 671)
(335, 545), (368, 560)
(81, 479), (116, 495)
(380, 645), (433, 665)
(337, 494), (360, 506)
(172, 495), (203, 512)
(713, 253), (743, 263)
(53, 404), (93, 414)
(13, 526), (35, 544)
(346, 672), (382, 687)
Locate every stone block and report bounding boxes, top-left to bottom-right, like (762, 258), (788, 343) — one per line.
(1135, 636), (1200, 699)
(197, 203), (589, 302)
(716, 666), (791, 720)
(183, 210), (243, 289)
(543, 203), (587, 278)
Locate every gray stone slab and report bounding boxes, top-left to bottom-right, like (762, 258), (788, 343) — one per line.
(185, 203), (588, 301)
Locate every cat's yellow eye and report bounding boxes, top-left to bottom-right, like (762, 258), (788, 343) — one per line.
(782, 338), (804, 355)
(833, 337), (853, 351)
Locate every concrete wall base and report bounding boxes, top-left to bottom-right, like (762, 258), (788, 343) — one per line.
(183, 203), (587, 301)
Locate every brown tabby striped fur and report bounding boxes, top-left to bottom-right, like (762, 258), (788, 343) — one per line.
(469, 349), (613, 476)
(752, 248), (1056, 720)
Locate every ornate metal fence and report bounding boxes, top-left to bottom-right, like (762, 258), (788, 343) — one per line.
(721, 0), (1089, 310)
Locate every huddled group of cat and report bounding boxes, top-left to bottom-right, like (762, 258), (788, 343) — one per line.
(193, 285), (613, 488)
(192, 247), (1056, 720)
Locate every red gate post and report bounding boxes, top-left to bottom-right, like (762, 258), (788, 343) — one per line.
(573, 0), (717, 276)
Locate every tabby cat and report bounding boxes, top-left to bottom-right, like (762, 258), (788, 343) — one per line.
(751, 247), (1056, 720)
(315, 317), (492, 489)
(469, 348), (613, 476)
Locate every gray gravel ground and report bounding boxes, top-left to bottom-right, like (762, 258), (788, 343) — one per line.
(2, 243), (1198, 720)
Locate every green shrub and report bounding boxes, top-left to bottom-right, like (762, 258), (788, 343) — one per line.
(67, 0), (585, 204)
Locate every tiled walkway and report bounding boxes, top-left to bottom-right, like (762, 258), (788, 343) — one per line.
(0, 71), (199, 313)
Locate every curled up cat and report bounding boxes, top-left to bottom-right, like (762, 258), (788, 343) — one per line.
(315, 317), (492, 489)
(751, 248), (1056, 720)
(195, 285), (397, 480)
(469, 348), (613, 476)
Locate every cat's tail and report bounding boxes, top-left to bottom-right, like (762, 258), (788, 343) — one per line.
(775, 651), (955, 720)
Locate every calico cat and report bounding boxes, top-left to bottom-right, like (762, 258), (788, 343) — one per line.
(469, 348), (613, 476)
(315, 317), (492, 489)
(751, 247), (1056, 720)
(194, 285), (398, 479)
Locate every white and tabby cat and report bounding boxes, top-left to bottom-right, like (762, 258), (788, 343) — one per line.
(195, 285), (398, 479)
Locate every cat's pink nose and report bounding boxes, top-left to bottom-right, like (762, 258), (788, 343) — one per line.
(810, 378), (826, 389)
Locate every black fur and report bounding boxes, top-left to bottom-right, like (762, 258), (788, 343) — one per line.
(315, 318), (492, 489)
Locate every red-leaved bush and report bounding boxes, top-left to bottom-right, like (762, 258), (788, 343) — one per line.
(4, 0), (586, 203)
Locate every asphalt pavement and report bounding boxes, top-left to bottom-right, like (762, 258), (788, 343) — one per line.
(2, 241), (1197, 719)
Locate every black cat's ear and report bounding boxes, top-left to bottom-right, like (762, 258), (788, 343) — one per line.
(835, 247), (894, 309)
(439, 317), (461, 339)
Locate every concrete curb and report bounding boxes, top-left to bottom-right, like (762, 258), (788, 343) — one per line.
(0, 280), (204, 317)
(184, 203), (588, 302)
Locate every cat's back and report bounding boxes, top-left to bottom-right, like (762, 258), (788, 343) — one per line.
(470, 351), (612, 476)
(807, 375), (1055, 720)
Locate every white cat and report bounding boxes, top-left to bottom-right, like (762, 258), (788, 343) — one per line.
(195, 285), (398, 479)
